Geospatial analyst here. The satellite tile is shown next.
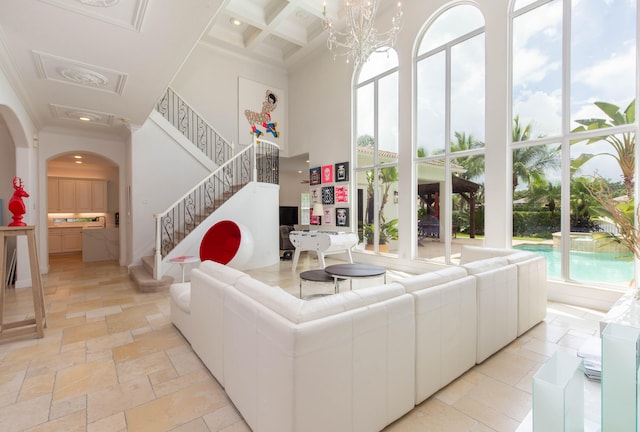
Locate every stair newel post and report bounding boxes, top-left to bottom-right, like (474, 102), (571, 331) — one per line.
(154, 214), (162, 280)
(252, 135), (258, 182)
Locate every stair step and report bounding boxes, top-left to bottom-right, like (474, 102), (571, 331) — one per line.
(130, 264), (174, 293)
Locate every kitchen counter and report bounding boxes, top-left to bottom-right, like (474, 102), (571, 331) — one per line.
(82, 227), (119, 262)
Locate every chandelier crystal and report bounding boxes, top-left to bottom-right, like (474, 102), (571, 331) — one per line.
(322, 0), (403, 67)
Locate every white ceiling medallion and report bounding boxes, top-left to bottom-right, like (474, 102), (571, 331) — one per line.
(58, 67), (110, 87)
(78, 0), (120, 6)
(33, 51), (127, 95)
(49, 104), (114, 126)
(66, 110), (102, 122)
(39, 0), (148, 31)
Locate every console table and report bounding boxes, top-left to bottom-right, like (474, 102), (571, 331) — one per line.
(0, 226), (46, 340)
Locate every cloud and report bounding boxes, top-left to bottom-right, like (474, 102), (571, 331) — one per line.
(572, 42), (636, 104)
(513, 89), (562, 137)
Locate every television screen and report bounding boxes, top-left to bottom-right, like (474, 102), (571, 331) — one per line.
(279, 206), (298, 226)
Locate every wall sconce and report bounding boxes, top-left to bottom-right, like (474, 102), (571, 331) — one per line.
(393, 191), (398, 204)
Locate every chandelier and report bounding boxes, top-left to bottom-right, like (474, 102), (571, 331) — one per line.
(322, 0), (403, 67)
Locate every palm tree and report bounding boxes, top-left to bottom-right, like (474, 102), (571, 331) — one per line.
(572, 100), (635, 199)
(450, 132), (484, 181)
(512, 116), (560, 198)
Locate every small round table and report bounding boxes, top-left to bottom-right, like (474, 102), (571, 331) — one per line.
(168, 256), (200, 282)
(299, 269), (338, 299)
(324, 263), (386, 291)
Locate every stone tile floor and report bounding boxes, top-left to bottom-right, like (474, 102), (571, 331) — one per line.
(0, 253), (605, 431)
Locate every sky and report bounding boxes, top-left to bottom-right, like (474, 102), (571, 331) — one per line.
(513, 0), (636, 183)
(358, 0), (636, 185)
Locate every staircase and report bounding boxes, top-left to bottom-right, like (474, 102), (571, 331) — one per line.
(130, 87), (280, 292)
(130, 256), (174, 292)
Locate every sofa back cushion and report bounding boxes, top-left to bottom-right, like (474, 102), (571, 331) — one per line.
(460, 245), (515, 264)
(461, 256), (510, 275)
(234, 276), (406, 324)
(398, 266), (468, 292)
(198, 259), (248, 285)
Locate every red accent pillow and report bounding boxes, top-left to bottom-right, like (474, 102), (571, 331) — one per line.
(200, 220), (242, 264)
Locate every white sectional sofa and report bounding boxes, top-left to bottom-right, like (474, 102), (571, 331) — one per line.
(170, 247), (547, 432)
(460, 245), (548, 337)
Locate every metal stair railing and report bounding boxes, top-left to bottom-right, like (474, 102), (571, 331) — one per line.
(153, 136), (280, 279)
(156, 87), (233, 165)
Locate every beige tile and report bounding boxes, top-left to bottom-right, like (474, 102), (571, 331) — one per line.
(202, 404), (244, 431)
(62, 321), (109, 346)
(461, 374), (531, 423)
(88, 412), (127, 432)
(115, 351), (174, 384)
(105, 303), (160, 333)
(0, 394), (52, 432)
(49, 394), (87, 420)
(18, 371), (56, 401)
(53, 359), (118, 402)
(475, 349), (538, 386)
(453, 395), (521, 432)
(386, 398), (477, 431)
(153, 369), (218, 399)
(87, 375), (155, 423)
(112, 328), (183, 363)
(166, 345), (207, 376)
(125, 381), (228, 432)
(169, 418), (210, 432)
(24, 409), (86, 432)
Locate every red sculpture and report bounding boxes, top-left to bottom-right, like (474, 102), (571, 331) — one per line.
(8, 176), (29, 227)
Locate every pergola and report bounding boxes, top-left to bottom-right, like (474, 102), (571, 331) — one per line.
(418, 176), (481, 238)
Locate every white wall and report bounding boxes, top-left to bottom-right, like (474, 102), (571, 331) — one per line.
(0, 63), (39, 288)
(0, 121), (15, 225)
(170, 44), (292, 154)
(278, 170), (308, 207)
(129, 117), (211, 262)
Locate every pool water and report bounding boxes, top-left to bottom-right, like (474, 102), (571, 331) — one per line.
(514, 243), (634, 286)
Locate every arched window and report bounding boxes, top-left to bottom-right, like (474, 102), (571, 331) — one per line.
(511, 0), (638, 287)
(415, 4), (486, 263)
(354, 50), (399, 254)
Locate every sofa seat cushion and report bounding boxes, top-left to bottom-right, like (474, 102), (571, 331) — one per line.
(170, 282), (191, 313)
(234, 276), (406, 324)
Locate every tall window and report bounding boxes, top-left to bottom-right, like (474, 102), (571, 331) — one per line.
(355, 50), (399, 254)
(415, 4), (486, 263)
(511, 0), (637, 287)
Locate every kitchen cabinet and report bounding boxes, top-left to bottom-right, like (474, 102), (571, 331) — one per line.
(59, 179), (77, 212)
(47, 178), (59, 213)
(75, 180), (92, 212)
(91, 180), (107, 212)
(48, 229), (62, 253)
(48, 178), (107, 213)
(48, 227), (82, 253)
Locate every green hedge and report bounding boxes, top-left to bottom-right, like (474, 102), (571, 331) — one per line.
(513, 211), (561, 238)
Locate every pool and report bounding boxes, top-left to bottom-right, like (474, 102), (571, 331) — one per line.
(514, 243), (634, 286)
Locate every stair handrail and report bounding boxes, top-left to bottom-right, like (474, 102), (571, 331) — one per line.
(152, 135), (280, 279)
(156, 87), (234, 165)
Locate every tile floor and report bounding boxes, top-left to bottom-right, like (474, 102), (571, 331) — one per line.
(0, 252), (606, 432)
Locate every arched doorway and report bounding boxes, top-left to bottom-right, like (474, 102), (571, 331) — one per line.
(46, 152), (120, 263)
